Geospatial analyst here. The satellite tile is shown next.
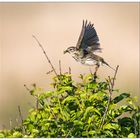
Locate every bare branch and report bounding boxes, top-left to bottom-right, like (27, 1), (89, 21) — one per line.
(16, 118), (19, 126)
(24, 84), (30, 92)
(18, 106), (24, 124)
(24, 84), (39, 110)
(36, 98), (39, 110)
(9, 118), (12, 130)
(111, 65), (119, 88)
(32, 35), (58, 76)
(100, 65), (119, 130)
(46, 69), (54, 75)
(59, 60), (62, 75)
(69, 67), (71, 74)
(18, 106), (25, 133)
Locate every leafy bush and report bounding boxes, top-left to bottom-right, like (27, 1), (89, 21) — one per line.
(0, 72), (139, 138)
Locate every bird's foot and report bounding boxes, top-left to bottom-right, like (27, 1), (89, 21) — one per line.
(92, 72), (97, 82)
(92, 65), (99, 82)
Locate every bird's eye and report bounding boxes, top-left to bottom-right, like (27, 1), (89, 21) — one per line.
(70, 48), (75, 51)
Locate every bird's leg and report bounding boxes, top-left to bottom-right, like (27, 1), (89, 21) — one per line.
(93, 64), (100, 82)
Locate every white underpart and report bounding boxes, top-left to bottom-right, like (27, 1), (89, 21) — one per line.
(99, 61), (102, 66)
(82, 59), (97, 66)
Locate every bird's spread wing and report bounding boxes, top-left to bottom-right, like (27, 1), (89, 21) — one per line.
(76, 20), (101, 53)
(76, 20), (87, 49)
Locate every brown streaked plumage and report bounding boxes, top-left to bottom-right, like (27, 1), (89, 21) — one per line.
(64, 20), (115, 72)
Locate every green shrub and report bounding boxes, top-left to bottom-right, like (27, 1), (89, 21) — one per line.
(0, 73), (139, 138)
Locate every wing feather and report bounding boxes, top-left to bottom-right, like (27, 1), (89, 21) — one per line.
(76, 20), (86, 49)
(76, 20), (101, 53)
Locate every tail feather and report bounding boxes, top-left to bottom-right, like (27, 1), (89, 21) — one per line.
(102, 60), (115, 71)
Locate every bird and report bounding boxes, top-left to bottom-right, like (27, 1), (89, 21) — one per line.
(64, 20), (115, 79)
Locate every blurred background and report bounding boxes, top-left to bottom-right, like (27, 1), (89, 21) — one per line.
(0, 3), (139, 129)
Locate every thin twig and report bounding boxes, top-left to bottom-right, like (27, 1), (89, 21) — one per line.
(134, 107), (140, 137)
(18, 106), (24, 123)
(9, 118), (12, 130)
(100, 83), (111, 129)
(36, 98), (39, 110)
(138, 107), (140, 137)
(46, 69), (54, 75)
(24, 84), (30, 92)
(111, 65), (119, 88)
(134, 114), (137, 137)
(16, 118), (19, 126)
(69, 67), (71, 74)
(32, 35), (58, 76)
(59, 60), (62, 75)
(100, 65), (119, 130)
(18, 106), (25, 133)
(24, 84), (39, 110)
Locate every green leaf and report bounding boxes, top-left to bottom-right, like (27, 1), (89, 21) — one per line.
(74, 120), (83, 126)
(118, 117), (133, 127)
(88, 117), (92, 124)
(28, 124), (35, 132)
(113, 93), (130, 104)
(89, 92), (105, 101)
(29, 111), (37, 122)
(62, 96), (78, 105)
(82, 131), (87, 136)
(83, 74), (93, 82)
(89, 130), (96, 135)
(57, 86), (73, 94)
(104, 130), (114, 137)
(39, 91), (53, 99)
(83, 106), (101, 120)
(85, 82), (97, 90)
(12, 132), (22, 138)
(103, 123), (119, 130)
(32, 129), (39, 134)
(0, 73), (139, 138)
(98, 82), (108, 90)
(119, 105), (133, 112)
(0, 133), (5, 138)
(80, 93), (87, 99)
(128, 133), (136, 138)
(37, 113), (42, 119)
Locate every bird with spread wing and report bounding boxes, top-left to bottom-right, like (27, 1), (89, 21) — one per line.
(64, 20), (115, 79)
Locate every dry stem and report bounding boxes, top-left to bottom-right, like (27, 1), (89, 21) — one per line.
(32, 35), (58, 76)
(18, 106), (25, 133)
(100, 65), (119, 130)
(59, 60), (62, 75)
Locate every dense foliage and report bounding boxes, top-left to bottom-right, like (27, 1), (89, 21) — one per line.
(0, 73), (139, 138)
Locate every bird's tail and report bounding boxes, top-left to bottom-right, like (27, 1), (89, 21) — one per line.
(102, 60), (115, 71)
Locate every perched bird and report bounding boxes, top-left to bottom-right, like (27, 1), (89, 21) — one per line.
(64, 20), (115, 77)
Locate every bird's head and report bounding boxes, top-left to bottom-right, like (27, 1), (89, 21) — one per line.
(63, 47), (78, 54)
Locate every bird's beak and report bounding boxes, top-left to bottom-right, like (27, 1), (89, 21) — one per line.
(63, 50), (68, 54)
